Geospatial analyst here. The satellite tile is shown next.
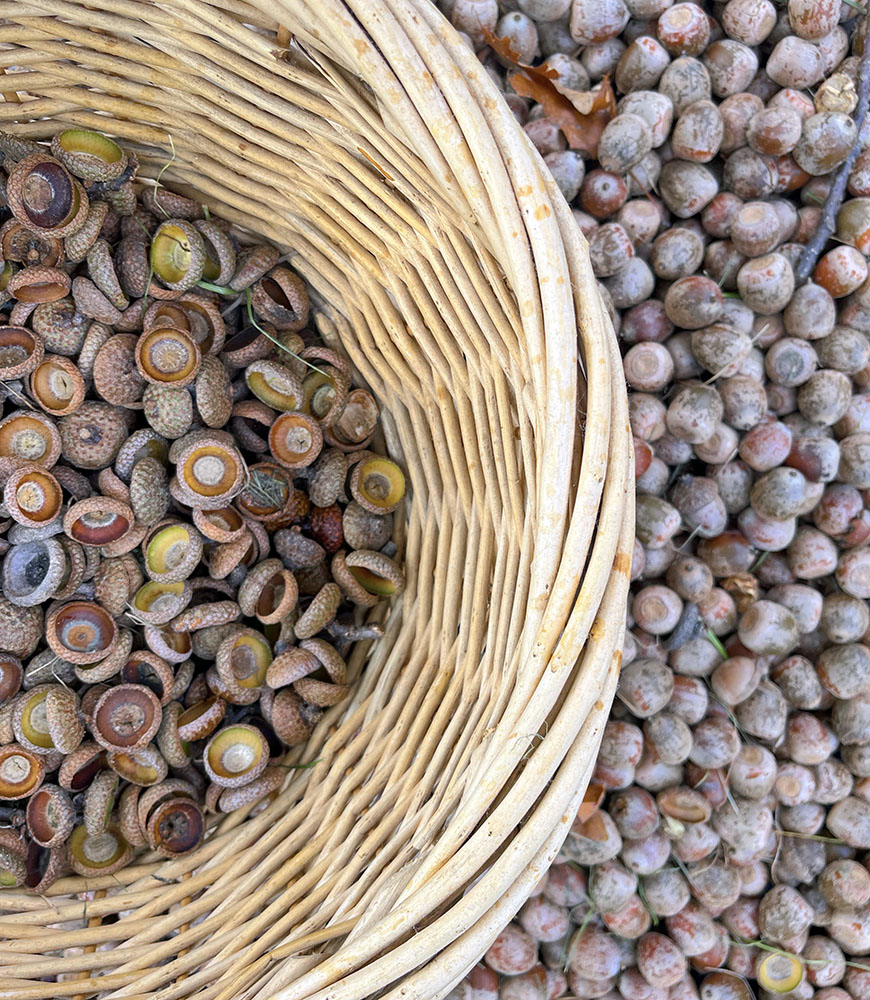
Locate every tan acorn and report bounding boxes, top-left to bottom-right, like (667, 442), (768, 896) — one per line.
(7, 153), (88, 238)
(28, 354), (86, 415)
(343, 504), (392, 552)
(92, 333), (146, 408)
(7, 265), (70, 304)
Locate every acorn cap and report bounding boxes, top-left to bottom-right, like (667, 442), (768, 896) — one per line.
(238, 559), (298, 624)
(114, 428), (169, 481)
(175, 436), (246, 505)
(0, 410), (61, 468)
(0, 326), (44, 380)
(68, 823), (132, 876)
(143, 623), (192, 664)
(73, 626), (134, 685)
(7, 265), (70, 304)
(170, 600), (241, 633)
(293, 583), (341, 640)
(120, 650), (175, 705)
(146, 794), (204, 856)
(0, 597), (43, 658)
(265, 646), (319, 690)
(24, 840), (65, 893)
(26, 783), (75, 848)
(143, 522), (202, 584)
(349, 455), (405, 514)
(344, 549), (405, 597)
(331, 549), (379, 608)
(56, 740), (104, 791)
(130, 580), (192, 625)
(0, 655), (23, 702)
(92, 683), (162, 752)
(193, 220), (236, 289)
(342, 501), (393, 551)
(136, 327), (201, 388)
(83, 768), (118, 835)
(94, 558), (137, 617)
(271, 688), (317, 745)
(64, 496), (134, 547)
(215, 627), (272, 690)
(3, 464), (63, 529)
(176, 695), (226, 742)
(0, 743), (45, 798)
(7, 153), (89, 238)
(206, 663), (261, 706)
(45, 600), (117, 665)
(0, 219), (64, 268)
(51, 129), (128, 184)
(142, 383), (194, 440)
(64, 199), (110, 263)
(155, 701), (191, 768)
(58, 401), (128, 470)
(107, 744), (169, 787)
(92, 334), (146, 409)
(245, 359), (303, 412)
(2, 538), (66, 607)
(118, 782), (146, 846)
(192, 505), (248, 543)
(229, 244), (280, 292)
(150, 219), (206, 292)
(195, 354), (233, 428)
(218, 765), (284, 813)
(268, 411), (323, 470)
(203, 723), (269, 788)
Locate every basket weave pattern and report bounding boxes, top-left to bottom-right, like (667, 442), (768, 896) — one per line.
(0, 2), (632, 998)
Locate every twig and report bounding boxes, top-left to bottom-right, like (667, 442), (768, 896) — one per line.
(795, 36), (870, 284)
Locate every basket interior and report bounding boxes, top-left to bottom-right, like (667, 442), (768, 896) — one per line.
(0, 3), (632, 999)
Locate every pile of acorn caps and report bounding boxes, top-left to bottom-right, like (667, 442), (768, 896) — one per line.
(0, 128), (406, 891)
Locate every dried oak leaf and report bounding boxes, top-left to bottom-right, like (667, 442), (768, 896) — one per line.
(482, 28), (616, 157)
(576, 782), (606, 823)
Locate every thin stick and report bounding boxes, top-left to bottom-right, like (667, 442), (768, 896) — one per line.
(795, 36), (870, 285)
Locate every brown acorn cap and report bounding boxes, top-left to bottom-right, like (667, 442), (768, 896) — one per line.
(118, 782), (146, 846)
(0, 743), (45, 799)
(331, 549), (379, 608)
(218, 765), (284, 813)
(349, 454), (406, 514)
(45, 600), (117, 665)
(64, 496), (134, 547)
(142, 521), (202, 584)
(58, 401), (128, 470)
(73, 626), (134, 685)
(120, 650), (175, 705)
(203, 723), (269, 788)
(64, 199), (110, 263)
(0, 597), (42, 658)
(170, 600), (241, 633)
(91, 683), (162, 752)
(7, 153), (89, 238)
(68, 823), (132, 877)
(0, 326), (44, 380)
(271, 688), (316, 745)
(179, 294), (227, 354)
(57, 740), (104, 791)
(0, 410), (61, 468)
(195, 354), (233, 428)
(146, 795), (204, 856)
(0, 219), (64, 268)
(265, 647), (319, 690)
(136, 327), (201, 388)
(28, 354), (86, 416)
(215, 627), (272, 690)
(107, 744), (169, 787)
(192, 505), (247, 543)
(294, 583), (341, 640)
(92, 334), (146, 409)
(268, 411), (323, 470)
(7, 265), (70, 304)
(155, 701), (191, 768)
(129, 580), (192, 626)
(193, 220), (236, 289)
(143, 623), (192, 664)
(4, 464), (63, 529)
(26, 784), (75, 848)
(176, 695), (226, 742)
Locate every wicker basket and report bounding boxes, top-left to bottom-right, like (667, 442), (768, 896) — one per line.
(0, 2), (632, 998)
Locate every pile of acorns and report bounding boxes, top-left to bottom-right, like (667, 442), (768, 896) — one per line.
(0, 128), (405, 890)
(435, 1), (870, 999)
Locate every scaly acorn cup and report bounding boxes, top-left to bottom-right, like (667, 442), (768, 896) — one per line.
(7, 153), (89, 238)
(150, 219), (206, 292)
(51, 129), (128, 184)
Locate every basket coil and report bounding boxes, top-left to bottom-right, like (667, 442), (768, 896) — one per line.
(0, 2), (632, 998)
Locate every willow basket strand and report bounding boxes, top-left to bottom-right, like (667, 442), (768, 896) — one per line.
(0, 2), (633, 998)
